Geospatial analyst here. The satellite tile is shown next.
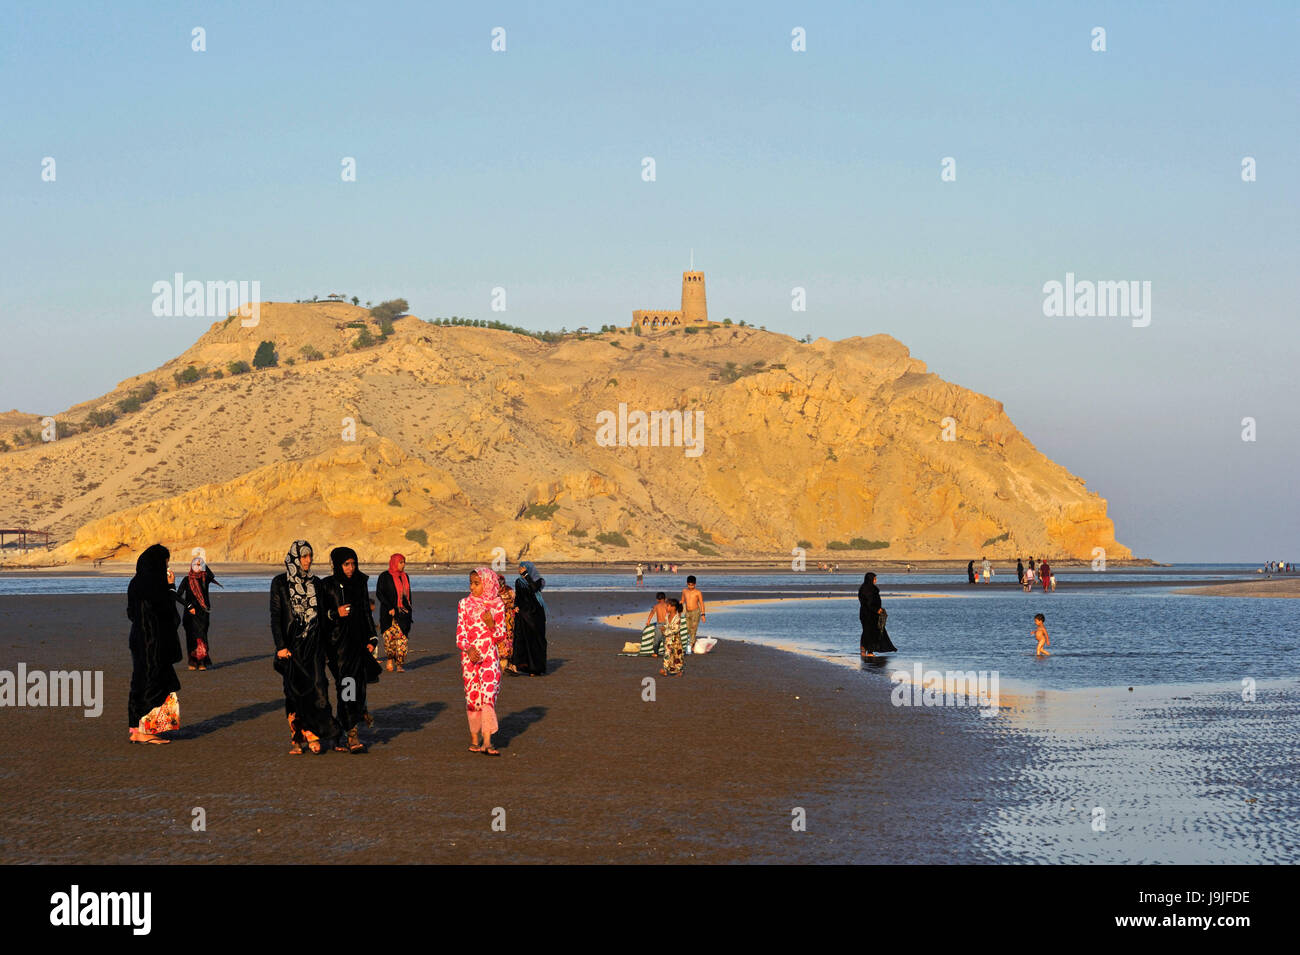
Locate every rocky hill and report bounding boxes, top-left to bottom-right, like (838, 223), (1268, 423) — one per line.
(0, 303), (1131, 565)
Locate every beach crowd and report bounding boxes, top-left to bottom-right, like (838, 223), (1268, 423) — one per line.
(124, 542), (549, 756)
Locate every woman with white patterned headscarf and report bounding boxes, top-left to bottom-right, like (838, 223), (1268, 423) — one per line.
(270, 540), (338, 754)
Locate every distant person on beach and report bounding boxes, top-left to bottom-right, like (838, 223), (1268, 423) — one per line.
(1039, 559), (1052, 592)
(645, 592), (669, 657)
(177, 556), (218, 670)
(377, 553), (412, 673)
(967, 560), (976, 584)
(512, 561), (548, 676)
(981, 556), (992, 582)
(495, 572), (516, 673)
(1023, 562), (1034, 592)
(660, 598), (685, 676)
(456, 567), (506, 755)
(1033, 613), (1050, 657)
(271, 540), (338, 755)
(322, 546), (380, 753)
(1016, 558), (1025, 586)
(635, 563), (644, 587)
(858, 572), (898, 658)
(680, 576), (706, 652)
(127, 543), (183, 745)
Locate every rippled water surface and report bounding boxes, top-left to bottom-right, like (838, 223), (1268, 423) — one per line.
(699, 588), (1300, 863)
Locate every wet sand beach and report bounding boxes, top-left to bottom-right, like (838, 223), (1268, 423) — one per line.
(1177, 577), (1300, 598)
(5, 588), (1295, 864)
(0, 590), (1027, 864)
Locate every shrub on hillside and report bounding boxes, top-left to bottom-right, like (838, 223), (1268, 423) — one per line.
(253, 341), (278, 368)
(827, 538), (889, 551)
(173, 365), (202, 386)
(86, 409), (117, 428)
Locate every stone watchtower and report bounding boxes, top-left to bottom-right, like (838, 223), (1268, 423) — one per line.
(632, 267), (712, 332)
(680, 271), (707, 324)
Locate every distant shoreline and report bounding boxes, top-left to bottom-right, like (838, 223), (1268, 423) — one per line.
(0, 557), (1197, 576)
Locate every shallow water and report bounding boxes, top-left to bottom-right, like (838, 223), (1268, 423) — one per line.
(702, 591), (1300, 690)
(698, 588), (1300, 863)
(974, 682), (1300, 863)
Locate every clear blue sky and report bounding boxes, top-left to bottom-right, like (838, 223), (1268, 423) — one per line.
(2, 1), (1296, 561)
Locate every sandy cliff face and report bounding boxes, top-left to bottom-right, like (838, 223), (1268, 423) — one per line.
(1, 304), (1130, 564)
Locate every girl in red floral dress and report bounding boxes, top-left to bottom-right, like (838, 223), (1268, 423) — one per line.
(456, 566), (506, 755)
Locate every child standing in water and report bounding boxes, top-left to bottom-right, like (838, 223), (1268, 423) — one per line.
(1033, 613), (1051, 656)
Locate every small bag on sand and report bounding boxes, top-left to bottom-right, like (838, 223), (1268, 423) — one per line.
(621, 641), (640, 654)
(693, 637), (718, 654)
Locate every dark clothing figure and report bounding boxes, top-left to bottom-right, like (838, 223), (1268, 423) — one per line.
(512, 561), (548, 675)
(177, 561), (217, 668)
(1016, 559), (1025, 585)
(966, 560), (976, 584)
(127, 544), (183, 730)
(322, 546), (381, 736)
(271, 541), (338, 748)
(858, 574), (898, 654)
(376, 559), (413, 667)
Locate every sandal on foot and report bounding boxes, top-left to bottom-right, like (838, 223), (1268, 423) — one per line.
(288, 741), (303, 755)
(347, 729), (367, 753)
(468, 744), (485, 753)
(482, 747), (500, 756)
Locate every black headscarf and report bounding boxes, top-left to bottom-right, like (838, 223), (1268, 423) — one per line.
(517, 560), (546, 611)
(127, 545), (180, 660)
(130, 543), (173, 605)
(330, 546), (360, 581)
(330, 545), (369, 604)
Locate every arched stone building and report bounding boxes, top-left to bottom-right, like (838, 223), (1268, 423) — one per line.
(632, 271), (710, 332)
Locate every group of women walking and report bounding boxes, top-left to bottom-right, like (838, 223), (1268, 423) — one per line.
(124, 541), (550, 755)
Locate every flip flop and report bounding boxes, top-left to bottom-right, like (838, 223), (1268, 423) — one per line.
(468, 745), (485, 753)
(482, 747), (500, 757)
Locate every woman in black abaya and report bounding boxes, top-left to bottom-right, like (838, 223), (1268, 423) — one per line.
(127, 543), (184, 744)
(177, 556), (219, 670)
(271, 540), (338, 754)
(323, 546), (381, 753)
(858, 572), (897, 658)
(511, 560), (548, 676)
